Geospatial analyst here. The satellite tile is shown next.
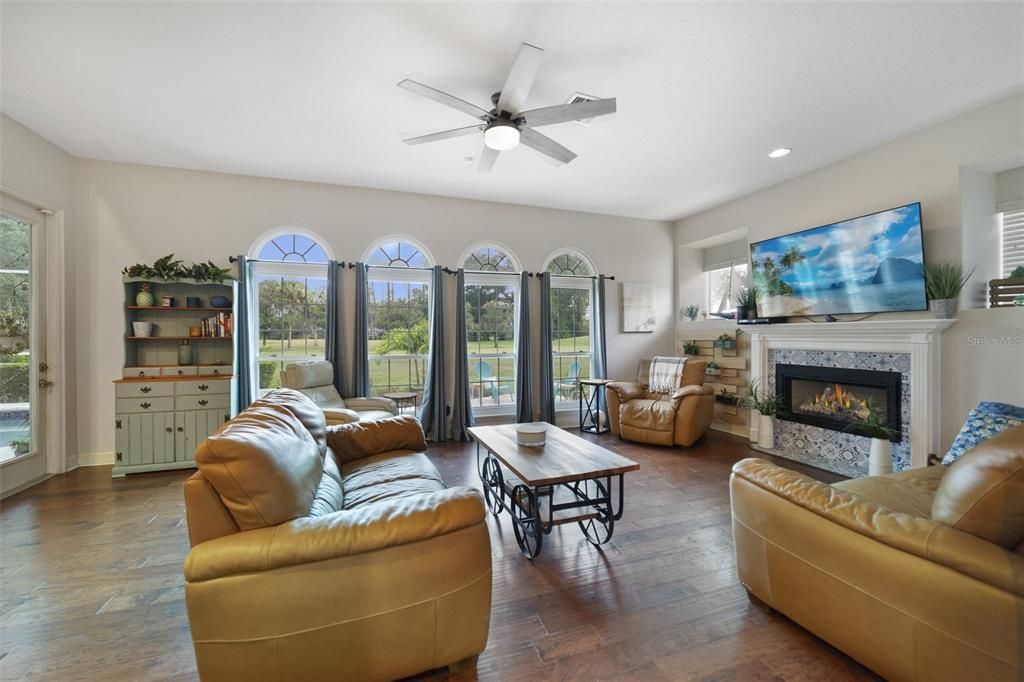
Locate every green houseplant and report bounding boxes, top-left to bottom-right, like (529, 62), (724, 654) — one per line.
(714, 333), (736, 350)
(735, 285), (758, 320)
(682, 340), (700, 356)
(845, 398), (898, 476)
(743, 379), (781, 449)
(706, 360), (720, 376)
(925, 261), (974, 319)
(682, 304), (700, 322)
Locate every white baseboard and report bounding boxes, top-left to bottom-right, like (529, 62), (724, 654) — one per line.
(711, 422), (752, 439)
(78, 451), (115, 467)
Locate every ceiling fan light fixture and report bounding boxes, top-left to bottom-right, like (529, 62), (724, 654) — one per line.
(484, 121), (520, 151)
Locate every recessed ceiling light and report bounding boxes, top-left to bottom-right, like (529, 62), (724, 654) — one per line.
(768, 147), (792, 159)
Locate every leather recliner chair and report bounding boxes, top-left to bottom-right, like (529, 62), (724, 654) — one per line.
(280, 359), (398, 425)
(730, 424), (1024, 681)
(183, 389), (492, 681)
(606, 358), (716, 447)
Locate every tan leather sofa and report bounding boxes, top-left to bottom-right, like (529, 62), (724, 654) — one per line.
(606, 358), (715, 447)
(183, 389), (492, 681)
(730, 424), (1024, 681)
(280, 359), (398, 425)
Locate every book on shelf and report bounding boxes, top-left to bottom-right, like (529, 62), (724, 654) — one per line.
(200, 312), (233, 338)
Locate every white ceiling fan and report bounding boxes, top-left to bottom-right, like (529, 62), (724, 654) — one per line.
(397, 43), (617, 172)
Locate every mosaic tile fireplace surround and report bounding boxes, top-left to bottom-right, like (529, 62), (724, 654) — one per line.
(746, 319), (955, 478)
(768, 349), (911, 476)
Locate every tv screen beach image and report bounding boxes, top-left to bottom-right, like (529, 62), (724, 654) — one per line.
(749, 203), (927, 317)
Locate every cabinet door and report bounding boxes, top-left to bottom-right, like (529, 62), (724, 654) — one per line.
(175, 409), (229, 462)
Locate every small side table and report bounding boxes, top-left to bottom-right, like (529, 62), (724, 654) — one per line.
(578, 379), (613, 434)
(382, 391), (418, 416)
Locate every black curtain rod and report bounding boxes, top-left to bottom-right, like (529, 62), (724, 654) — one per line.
(230, 257), (614, 280)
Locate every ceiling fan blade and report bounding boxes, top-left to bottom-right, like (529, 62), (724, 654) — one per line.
(519, 127), (577, 165)
(519, 98), (617, 128)
(496, 43), (544, 116)
(478, 145), (499, 173)
(397, 79), (490, 120)
(403, 125), (483, 145)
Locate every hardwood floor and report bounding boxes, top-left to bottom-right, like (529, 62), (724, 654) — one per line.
(0, 429), (876, 681)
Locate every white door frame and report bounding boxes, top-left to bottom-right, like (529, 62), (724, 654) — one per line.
(1, 182), (68, 495)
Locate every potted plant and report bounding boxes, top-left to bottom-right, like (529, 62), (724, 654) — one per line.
(716, 387), (739, 405)
(706, 360), (720, 376)
(845, 399), (898, 476)
(682, 304), (700, 322)
(714, 333), (736, 350)
(736, 285), (758, 320)
(925, 261), (974, 319)
(682, 340), (700, 356)
(743, 379), (780, 449)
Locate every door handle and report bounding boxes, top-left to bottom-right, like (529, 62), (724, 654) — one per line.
(165, 427), (173, 433)
(198, 384), (209, 391)
(176, 427), (184, 432)
(140, 386), (152, 393)
(198, 399), (209, 406)
(140, 402), (151, 409)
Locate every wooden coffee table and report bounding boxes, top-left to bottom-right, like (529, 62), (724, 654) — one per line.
(468, 423), (639, 559)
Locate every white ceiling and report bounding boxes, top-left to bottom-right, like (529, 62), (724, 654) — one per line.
(3, 2), (1022, 221)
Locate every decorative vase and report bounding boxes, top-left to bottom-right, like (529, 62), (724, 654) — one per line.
(177, 340), (194, 366)
(132, 321), (153, 337)
(869, 438), (893, 476)
(135, 282), (154, 307)
(929, 298), (957, 319)
(757, 414), (775, 449)
(736, 304), (748, 321)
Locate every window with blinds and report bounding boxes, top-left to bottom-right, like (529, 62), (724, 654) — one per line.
(1001, 207), (1024, 277)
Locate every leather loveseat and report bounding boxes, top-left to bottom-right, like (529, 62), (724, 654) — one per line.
(730, 424), (1024, 681)
(606, 358), (715, 447)
(182, 389), (492, 681)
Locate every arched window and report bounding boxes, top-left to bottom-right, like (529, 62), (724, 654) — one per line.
(249, 230), (332, 393)
(363, 237), (433, 268)
(459, 243), (521, 272)
(362, 236), (433, 397)
(544, 249), (597, 277)
(458, 243), (522, 414)
(251, 228), (333, 263)
(543, 250), (598, 405)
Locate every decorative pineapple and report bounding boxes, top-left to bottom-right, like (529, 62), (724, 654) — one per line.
(135, 282), (155, 307)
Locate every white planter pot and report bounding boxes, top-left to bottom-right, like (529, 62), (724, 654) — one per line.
(757, 414), (775, 449)
(869, 438), (893, 476)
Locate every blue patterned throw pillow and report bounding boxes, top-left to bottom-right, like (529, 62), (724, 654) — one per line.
(943, 401), (1024, 465)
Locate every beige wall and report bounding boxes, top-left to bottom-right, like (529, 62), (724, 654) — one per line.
(0, 114), (79, 470)
(674, 93), (1024, 450)
(72, 159), (675, 459)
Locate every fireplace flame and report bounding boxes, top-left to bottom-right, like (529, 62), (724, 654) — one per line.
(800, 383), (872, 420)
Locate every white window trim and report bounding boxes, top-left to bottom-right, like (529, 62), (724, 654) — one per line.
(464, 272), (520, 417)
(542, 248), (598, 277)
(361, 234), (435, 268)
(249, 227), (336, 261)
(998, 202), (1024, 279)
(549, 277), (595, 409)
(365, 268), (433, 395)
(458, 241), (523, 273)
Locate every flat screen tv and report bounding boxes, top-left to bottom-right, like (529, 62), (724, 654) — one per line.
(749, 202), (927, 317)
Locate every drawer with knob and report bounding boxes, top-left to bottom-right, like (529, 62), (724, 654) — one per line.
(161, 366), (198, 377)
(116, 397), (174, 414)
(174, 380), (231, 396)
(174, 394), (229, 411)
(115, 382), (175, 398)
(197, 366), (232, 377)
(123, 366), (163, 379)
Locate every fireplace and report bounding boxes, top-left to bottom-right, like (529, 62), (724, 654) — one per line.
(776, 363), (902, 442)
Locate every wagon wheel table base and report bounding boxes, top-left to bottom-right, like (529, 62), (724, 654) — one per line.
(469, 423), (639, 559)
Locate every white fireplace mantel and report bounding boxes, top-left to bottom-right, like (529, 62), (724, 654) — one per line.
(746, 318), (956, 469)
